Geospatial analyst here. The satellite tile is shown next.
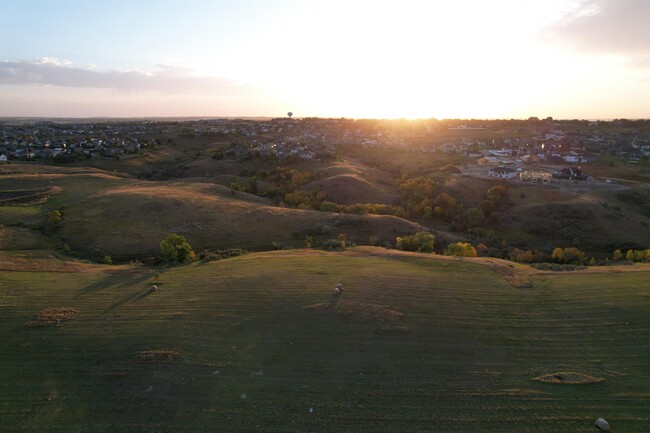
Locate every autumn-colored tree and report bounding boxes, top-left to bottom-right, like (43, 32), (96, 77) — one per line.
(444, 242), (477, 257)
(551, 247), (565, 262)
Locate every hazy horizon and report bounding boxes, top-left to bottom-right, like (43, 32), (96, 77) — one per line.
(1, 0), (649, 119)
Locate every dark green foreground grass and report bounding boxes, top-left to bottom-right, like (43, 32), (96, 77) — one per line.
(1, 249), (650, 432)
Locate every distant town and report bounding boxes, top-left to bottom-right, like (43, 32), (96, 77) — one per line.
(1, 117), (649, 171)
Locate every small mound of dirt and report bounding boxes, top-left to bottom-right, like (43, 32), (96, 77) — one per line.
(305, 300), (404, 323)
(27, 307), (80, 327)
(532, 371), (604, 384)
(137, 349), (182, 364)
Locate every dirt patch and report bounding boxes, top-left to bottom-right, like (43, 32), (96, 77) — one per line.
(532, 371), (604, 385)
(304, 300), (404, 323)
(137, 349), (183, 364)
(27, 307), (80, 327)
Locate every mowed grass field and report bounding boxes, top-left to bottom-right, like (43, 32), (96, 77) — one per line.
(1, 248), (650, 432)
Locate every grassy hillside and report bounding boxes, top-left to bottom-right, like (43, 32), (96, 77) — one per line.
(1, 248), (649, 432)
(0, 166), (426, 259)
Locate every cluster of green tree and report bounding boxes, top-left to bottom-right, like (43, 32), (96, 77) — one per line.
(394, 177), (508, 232)
(324, 202), (395, 215)
(613, 249), (650, 262)
(260, 167), (314, 192)
(229, 176), (258, 194)
(522, 204), (592, 240)
(320, 234), (351, 251)
(396, 176), (465, 221)
(395, 231), (435, 253)
(53, 152), (91, 164)
(197, 248), (248, 262)
(282, 189), (328, 209)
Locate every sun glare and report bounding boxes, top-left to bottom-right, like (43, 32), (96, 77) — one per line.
(229, 0), (569, 119)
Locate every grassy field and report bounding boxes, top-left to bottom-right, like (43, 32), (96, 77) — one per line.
(1, 247), (649, 432)
(0, 166), (426, 258)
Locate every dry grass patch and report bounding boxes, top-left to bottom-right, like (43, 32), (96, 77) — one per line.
(473, 257), (535, 287)
(27, 307), (80, 327)
(137, 349), (183, 364)
(305, 300), (404, 323)
(532, 371), (604, 385)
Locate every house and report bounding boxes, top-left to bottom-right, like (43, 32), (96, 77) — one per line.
(552, 167), (589, 180)
(564, 151), (588, 163)
(521, 154), (540, 164)
(488, 166), (517, 179)
(0, 154), (7, 163)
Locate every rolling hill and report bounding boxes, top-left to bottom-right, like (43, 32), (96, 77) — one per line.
(0, 165), (427, 259)
(1, 248), (649, 432)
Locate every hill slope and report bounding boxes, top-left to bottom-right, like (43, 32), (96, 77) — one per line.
(2, 248), (650, 432)
(0, 166), (426, 258)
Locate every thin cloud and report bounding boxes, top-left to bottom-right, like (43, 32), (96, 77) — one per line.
(545, 0), (650, 57)
(0, 59), (240, 95)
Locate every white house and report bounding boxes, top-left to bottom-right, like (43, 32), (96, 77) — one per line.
(488, 166), (517, 179)
(564, 154), (588, 163)
(0, 154), (7, 163)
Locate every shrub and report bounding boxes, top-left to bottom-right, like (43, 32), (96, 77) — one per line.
(396, 231), (436, 253)
(102, 255), (113, 265)
(320, 239), (347, 251)
(444, 242), (477, 257)
(47, 210), (62, 225)
(531, 263), (586, 271)
(198, 248), (248, 262)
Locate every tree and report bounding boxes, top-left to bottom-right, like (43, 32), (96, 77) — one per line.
(486, 186), (506, 204)
(160, 233), (195, 263)
(563, 247), (586, 264)
(467, 208), (486, 229)
(626, 249), (635, 262)
(396, 231), (436, 253)
(613, 249), (623, 262)
(47, 210), (62, 225)
(551, 247), (565, 262)
(444, 242), (477, 257)
(102, 255), (113, 265)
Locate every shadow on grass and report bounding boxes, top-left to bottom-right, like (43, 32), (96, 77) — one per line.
(110, 288), (155, 310)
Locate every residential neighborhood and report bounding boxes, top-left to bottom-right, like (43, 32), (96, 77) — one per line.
(1, 117), (649, 166)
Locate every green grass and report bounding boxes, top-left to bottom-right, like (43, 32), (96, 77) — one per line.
(1, 248), (650, 432)
(0, 206), (44, 226)
(0, 168), (424, 258)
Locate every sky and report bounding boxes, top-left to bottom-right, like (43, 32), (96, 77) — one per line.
(0, 0), (649, 119)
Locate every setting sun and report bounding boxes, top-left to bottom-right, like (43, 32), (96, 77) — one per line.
(1, 0), (648, 118)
